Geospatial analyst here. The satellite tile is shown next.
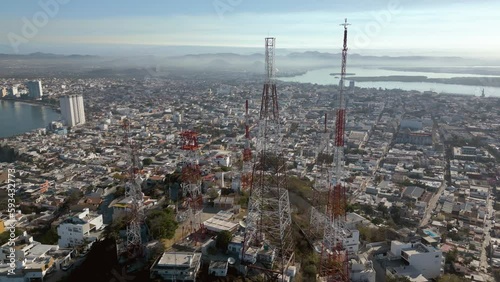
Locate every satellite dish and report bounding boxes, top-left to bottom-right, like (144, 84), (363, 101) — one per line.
(239, 220), (247, 228)
(228, 257), (236, 265)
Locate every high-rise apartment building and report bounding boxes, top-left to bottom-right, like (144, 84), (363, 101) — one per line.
(26, 80), (43, 100)
(9, 86), (18, 97)
(60, 95), (86, 127)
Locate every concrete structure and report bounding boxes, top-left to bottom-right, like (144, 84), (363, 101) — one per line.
(111, 194), (156, 221)
(203, 210), (238, 233)
(453, 146), (494, 162)
(396, 129), (432, 146)
(208, 260), (228, 277)
(26, 81), (43, 100)
(60, 94), (86, 127)
(351, 258), (376, 282)
(213, 154), (231, 167)
(228, 234), (244, 256)
(56, 208), (103, 248)
(173, 112), (182, 123)
(0, 231), (58, 282)
(400, 119), (423, 131)
(0, 88), (6, 98)
(349, 80), (355, 91)
(343, 228), (360, 255)
(389, 241), (443, 279)
(8, 87), (18, 97)
(150, 252), (201, 281)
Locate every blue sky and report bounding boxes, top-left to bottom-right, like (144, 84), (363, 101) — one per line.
(0, 0), (499, 57)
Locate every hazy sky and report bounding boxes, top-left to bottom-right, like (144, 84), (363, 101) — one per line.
(0, 0), (499, 57)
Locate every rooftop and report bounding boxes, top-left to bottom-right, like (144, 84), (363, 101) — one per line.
(157, 252), (201, 268)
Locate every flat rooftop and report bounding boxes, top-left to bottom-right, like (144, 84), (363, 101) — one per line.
(157, 252), (201, 267)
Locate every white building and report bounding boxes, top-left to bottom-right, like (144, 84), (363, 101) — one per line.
(9, 87), (18, 97)
(203, 210), (238, 233)
(351, 258), (376, 282)
(389, 241), (443, 279)
(0, 231), (58, 282)
(400, 119), (423, 131)
(173, 112), (182, 123)
(213, 154), (231, 167)
(150, 252), (201, 281)
(57, 208), (103, 248)
(208, 260), (228, 277)
(26, 80), (43, 100)
(60, 94), (86, 127)
(343, 228), (360, 255)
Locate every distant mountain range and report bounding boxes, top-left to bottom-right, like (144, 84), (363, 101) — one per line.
(0, 52), (97, 59)
(0, 51), (498, 77)
(0, 51), (473, 62)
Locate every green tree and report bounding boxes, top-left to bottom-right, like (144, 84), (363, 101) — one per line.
(389, 206), (402, 224)
(377, 203), (389, 217)
(112, 173), (126, 180)
(114, 186), (125, 198)
(207, 188), (219, 200)
(238, 192), (249, 208)
(445, 248), (458, 263)
(216, 230), (232, 250)
(361, 204), (374, 216)
(303, 264), (317, 277)
(142, 158), (153, 166)
(0, 229), (23, 245)
(346, 203), (359, 213)
(437, 274), (469, 282)
(220, 165), (231, 172)
(103, 215), (128, 240)
(146, 209), (178, 240)
(35, 227), (59, 244)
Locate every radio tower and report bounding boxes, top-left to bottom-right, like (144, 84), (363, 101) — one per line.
(122, 119), (145, 259)
(317, 19), (350, 282)
(242, 37), (294, 280)
(179, 130), (204, 240)
(310, 114), (330, 239)
(241, 100), (252, 192)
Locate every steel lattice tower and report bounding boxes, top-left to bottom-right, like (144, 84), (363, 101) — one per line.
(243, 37), (294, 280)
(122, 119), (145, 259)
(179, 131), (204, 240)
(241, 100), (252, 192)
(310, 114), (331, 239)
(314, 19), (351, 282)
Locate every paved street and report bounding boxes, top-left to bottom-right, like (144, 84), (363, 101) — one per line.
(420, 181), (447, 227)
(480, 195), (494, 269)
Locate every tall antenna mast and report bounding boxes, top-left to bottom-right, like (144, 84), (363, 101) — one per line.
(317, 18), (351, 281)
(243, 37), (294, 281)
(122, 119), (145, 260)
(241, 100), (253, 191)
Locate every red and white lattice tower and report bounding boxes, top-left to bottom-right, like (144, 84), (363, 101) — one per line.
(179, 130), (204, 239)
(242, 37), (294, 280)
(122, 119), (145, 259)
(316, 19), (351, 282)
(241, 100), (252, 192)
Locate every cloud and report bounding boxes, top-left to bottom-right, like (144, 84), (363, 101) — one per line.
(0, 1), (498, 55)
